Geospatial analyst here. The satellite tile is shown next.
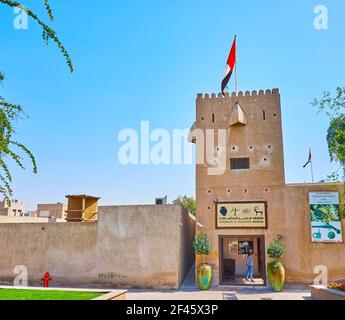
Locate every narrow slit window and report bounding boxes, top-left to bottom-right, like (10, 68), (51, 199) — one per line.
(212, 113), (215, 123)
(263, 110), (266, 120)
(230, 158), (250, 170)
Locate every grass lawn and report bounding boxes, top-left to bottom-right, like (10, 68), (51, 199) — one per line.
(0, 288), (105, 300)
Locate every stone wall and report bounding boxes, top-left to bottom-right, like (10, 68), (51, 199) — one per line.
(282, 184), (345, 283)
(0, 204), (195, 289)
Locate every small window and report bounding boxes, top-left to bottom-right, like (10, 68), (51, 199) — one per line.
(263, 111), (266, 120)
(212, 113), (215, 123)
(230, 157), (250, 170)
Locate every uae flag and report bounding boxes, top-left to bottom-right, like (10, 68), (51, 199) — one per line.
(221, 36), (237, 96)
(303, 148), (312, 168)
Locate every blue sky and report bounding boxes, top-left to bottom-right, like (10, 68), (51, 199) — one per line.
(0, 0), (344, 209)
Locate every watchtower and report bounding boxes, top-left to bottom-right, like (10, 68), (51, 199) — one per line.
(190, 89), (285, 191)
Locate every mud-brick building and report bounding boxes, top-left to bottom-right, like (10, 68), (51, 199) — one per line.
(189, 89), (344, 286)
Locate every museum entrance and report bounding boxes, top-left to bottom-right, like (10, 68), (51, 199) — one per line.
(219, 235), (266, 286)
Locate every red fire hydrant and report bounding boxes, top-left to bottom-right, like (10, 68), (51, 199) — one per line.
(41, 272), (52, 288)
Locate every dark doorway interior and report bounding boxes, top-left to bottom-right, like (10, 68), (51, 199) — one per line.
(219, 235), (266, 286)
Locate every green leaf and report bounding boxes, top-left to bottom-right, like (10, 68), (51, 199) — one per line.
(193, 233), (212, 256)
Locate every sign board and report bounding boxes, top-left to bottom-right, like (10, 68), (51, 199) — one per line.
(309, 192), (343, 243)
(216, 202), (267, 228)
(238, 241), (254, 254)
(228, 241), (238, 255)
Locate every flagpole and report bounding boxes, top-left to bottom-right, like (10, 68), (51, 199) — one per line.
(235, 62), (238, 95)
(235, 35), (238, 95)
(310, 158), (314, 183)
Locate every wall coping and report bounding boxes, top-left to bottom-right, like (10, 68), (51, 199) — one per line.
(197, 88), (279, 100)
(286, 182), (344, 187)
(310, 285), (345, 298)
(98, 204), (181, 209)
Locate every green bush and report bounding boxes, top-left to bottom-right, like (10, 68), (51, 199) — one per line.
(193, 233), (212, 256)
(267, 236), (285, 260)
(267, 261), (284, 274)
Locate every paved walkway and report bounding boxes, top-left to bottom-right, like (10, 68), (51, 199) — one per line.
(127, 288), (227, 300)
(126, 284), (312, 300)
(234, 285), (312, 300)
(0, 284), (311, 300)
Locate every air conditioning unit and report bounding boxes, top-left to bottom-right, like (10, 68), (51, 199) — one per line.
(155, 196), (167, 205)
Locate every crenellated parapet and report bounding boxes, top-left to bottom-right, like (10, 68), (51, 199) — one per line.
(196, 88), (279, 100)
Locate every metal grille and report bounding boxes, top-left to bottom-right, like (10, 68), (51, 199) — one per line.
(230, 157), (250, 170)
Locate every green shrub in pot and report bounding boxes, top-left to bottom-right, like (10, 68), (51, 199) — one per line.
(193, 233), (212, 290)
(267, 235), (286, 292)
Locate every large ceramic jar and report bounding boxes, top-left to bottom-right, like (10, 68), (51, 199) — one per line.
(196, 263), (212, 290)
(267, 261), (285, 292)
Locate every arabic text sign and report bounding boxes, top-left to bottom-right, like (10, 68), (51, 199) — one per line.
(309, 192), (343, 243)
(216, 202), (267, 228)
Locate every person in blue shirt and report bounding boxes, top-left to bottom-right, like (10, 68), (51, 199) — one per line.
(246, 251), (255, 282)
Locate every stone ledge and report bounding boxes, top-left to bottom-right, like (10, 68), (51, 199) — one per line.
(310, 285), (345, 300)
(92, 290), (127, 300)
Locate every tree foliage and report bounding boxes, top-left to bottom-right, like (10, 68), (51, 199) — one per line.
(0, 91), (37, 202)
(327, 116), (345, 165)
(312, 87), (345, 168)
(0, 1), (72, 202)
(311, 87), (345, 120)
(173, 195), (196, 217)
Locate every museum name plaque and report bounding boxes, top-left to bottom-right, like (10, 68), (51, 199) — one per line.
(216, 202), (267, 229)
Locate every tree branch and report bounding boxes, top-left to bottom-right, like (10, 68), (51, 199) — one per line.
(0, 0), (73, 72)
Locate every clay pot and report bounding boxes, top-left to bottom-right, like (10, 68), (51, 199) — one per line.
(196, 263), (212, 290)
(267, 261), (285, 292)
